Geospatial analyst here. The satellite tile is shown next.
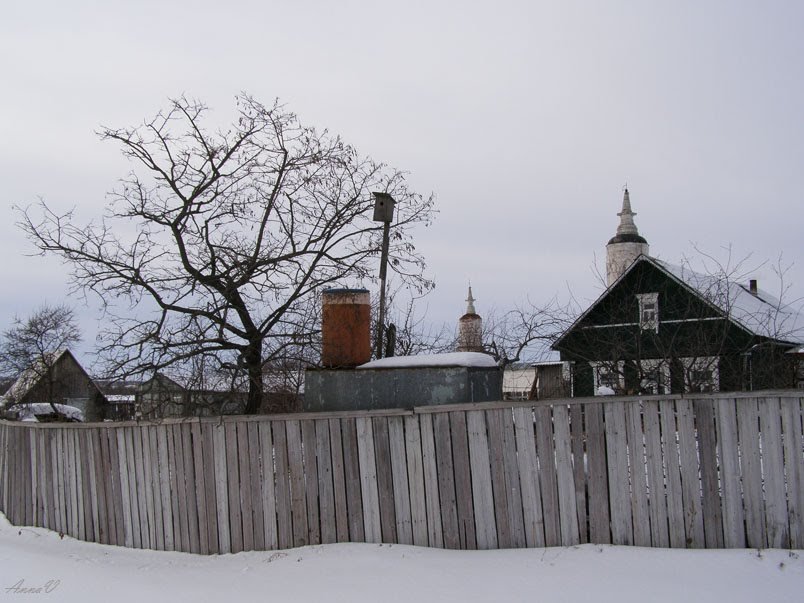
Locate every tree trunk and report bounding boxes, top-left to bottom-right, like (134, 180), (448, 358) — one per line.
(243, 342), (263, 415)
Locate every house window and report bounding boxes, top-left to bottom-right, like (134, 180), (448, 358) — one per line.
(691, 369), (714, 392)
(636, 293), (659, 332)
(640, 368), (662, 395)
(595, 364), (621, 393)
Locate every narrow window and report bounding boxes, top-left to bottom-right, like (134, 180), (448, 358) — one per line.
(636, 293), (659, 332)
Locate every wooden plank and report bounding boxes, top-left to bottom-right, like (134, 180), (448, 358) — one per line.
(224, 421), (243, 553)
(694, 398), (724, 548)
(604, 401), (633, 545)
(258, 421), (278, 550)
(192, 422), (210, 554)
(137, 427), (155, 549)
(553, 404), (580, 545)
(404, 415), (429, 547)
(116, 428), (134, 548)
(569, 404), (588, 544)
(781, 396), (804, 549)
(371, 417), (397, 543)
(300, 420), (320, 546)
(388, 416), (413, 545)
(534, 405), (561, 546)
(235, 422), (254, 552)
(500, 409), (526, 548)
(737, 398), (766, 549)
(156, 424), (175, 552)
(179, 424), (199, 553)
(659, 399), (686, 548)
(212, 422), (231, 553)
(485, 409), (511, 548)
(328, 419), (350, 542)
(43, 430), (56, 533)
(585, 403), (610, 544)
(419, 414), (444, 548)
(286, 420), (309, 547)
(78, 430), (91, 541)
(69, 430), (81, 539)
(466, 410), (497, 550)
(201, 423), (220, 554)
(625, 401), (651, 547)
(29, 428), (38, 525)
(129, 426), (148, 548)
(716, 398), (745, 548)
(145, 427), (164, 551)
(450, 411), (477, 549)
(106, 428), (125, 546)
(248, 421), (266, 551)
(760, 397), (789, 548)
(272, 420), (293, 549)
(83, 431), (99, 543)
(356, 416), (381, 543)
(643, 401), (670, 548)
(172, 424), (191, 552)
(341, 418), (365, 542)
(433, 412), (459, 549)
(513, 406), (546, 548)
(315, 419), (336, 545)
(676, 398), (705, 548)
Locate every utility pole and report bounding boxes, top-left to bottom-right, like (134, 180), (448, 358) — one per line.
(372, 192), (395, 359)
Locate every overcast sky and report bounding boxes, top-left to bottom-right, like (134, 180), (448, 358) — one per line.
(2, 1), (802, 368)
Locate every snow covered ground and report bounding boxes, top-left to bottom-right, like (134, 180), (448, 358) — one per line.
(0, 513), (802, 602)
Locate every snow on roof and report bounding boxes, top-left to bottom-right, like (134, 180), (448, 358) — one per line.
(14, 403), (85, 422)
(357, 352), (498, 370)
(654, 258), (804, 344)
(2, 349), (71, 403)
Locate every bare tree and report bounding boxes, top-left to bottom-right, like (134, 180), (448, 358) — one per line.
(18, 94), (434, 414)
(0, 304), (82, 418)
(483, 297), (572, 369)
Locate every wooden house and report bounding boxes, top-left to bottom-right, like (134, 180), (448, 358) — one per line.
(0, 349), (107, 421)
(553, 255), (802, 396)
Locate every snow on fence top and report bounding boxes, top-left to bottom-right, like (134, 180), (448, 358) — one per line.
(357, 352), (498, 370)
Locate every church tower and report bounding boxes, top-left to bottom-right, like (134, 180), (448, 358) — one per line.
(605, 187), (649, 286)
(457, 286), (483, 352)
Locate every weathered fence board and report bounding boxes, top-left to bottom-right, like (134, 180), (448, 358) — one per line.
(534, 405), (561, 546)
(781, 396), (804, 548)
(760, 397), (789, 548)
(419, 413), (444, 548)
(466, 409), (497, 550)
(659, 399), (685, 548)
(433, 412), (459, 549)
(605, 401), (632, 545)
(716, 399), (745, 548)
(513, 406), (545, 548)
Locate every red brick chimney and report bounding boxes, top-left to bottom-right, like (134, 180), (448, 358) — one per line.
(321, 289), (371, 368)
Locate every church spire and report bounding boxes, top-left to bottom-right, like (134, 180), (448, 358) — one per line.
(465, 286), (477, 315)
(605, 186), (650, 286)
(457, 285), (483, 352)
(616, 187), (640, 237)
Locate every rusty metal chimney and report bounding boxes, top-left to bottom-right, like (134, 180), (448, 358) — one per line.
(321, 289), (371, 368)
(749, 279), (758, 295)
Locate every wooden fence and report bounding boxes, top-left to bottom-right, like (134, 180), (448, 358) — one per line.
(0, 391), (802, 553)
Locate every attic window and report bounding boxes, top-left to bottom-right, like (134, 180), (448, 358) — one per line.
(636, 293), (659, 332)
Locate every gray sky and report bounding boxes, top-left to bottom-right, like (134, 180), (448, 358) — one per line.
(2, 1), (803, 368)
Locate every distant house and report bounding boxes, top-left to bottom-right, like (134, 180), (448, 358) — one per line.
(136, 373), (247, 419)
(553, 191), (803, 396)
(530, 361), (572, 400)
(0, 349), (107, 421)
(502, 363), (535, 400)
